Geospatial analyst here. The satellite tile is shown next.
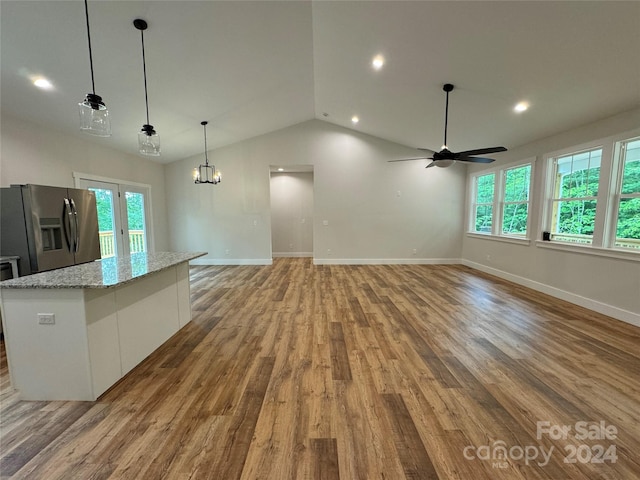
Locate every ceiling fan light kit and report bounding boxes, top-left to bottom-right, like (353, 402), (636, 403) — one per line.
(78, 0), (111, 137)
(134, 18), (161, 156)
(391, 83), (507, 169)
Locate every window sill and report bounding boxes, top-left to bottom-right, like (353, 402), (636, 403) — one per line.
(535, 240), (640, 262)
(466, 232), (531, 246)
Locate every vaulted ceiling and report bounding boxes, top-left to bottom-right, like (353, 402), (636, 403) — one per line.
(2, 1), (639, 164)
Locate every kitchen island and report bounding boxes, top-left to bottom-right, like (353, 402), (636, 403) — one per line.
(0, 251), (206, 401)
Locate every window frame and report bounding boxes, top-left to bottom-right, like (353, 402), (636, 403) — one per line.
(609, 136), (640, 250)
(471, 172), (496, 234)
(468, 158), (535, 242)
(500, 163), (533, 237)
(545, 146), (603, 245)
(539, 130), (640, 258)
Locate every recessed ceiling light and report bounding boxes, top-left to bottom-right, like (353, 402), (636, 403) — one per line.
(514, 101), (529, 113)
(33, 77), (53, 90)
(351, 115), (359, 124)
(372, 54), (385, 70)
(277, 168), (284, 172)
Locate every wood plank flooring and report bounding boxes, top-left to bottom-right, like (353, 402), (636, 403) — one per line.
(1, 258), (639, 479)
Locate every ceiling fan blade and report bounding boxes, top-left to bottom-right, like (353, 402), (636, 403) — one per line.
(456, 157), (495, 164)
(417, 148), (435, 152)
(389, 157), (430, 162)
(455, 146), (507, 157)
(425, 161), (437, 168)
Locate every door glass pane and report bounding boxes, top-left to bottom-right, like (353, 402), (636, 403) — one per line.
(125, 191), (147, 254)
(89, 188), (117, 258)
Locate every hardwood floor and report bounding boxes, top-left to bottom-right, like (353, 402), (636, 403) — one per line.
(1, 258), (639, 479)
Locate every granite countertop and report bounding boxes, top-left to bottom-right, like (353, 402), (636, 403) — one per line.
(0, 252), (206, 289)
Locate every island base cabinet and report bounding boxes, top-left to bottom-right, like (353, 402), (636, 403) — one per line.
(0, 264), (192, 401)
(86, 289), (122, 400)
(1, 289), (95, 401)
(115, 267), (182, 375)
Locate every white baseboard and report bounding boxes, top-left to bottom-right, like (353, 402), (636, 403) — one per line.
(272, 252), (313, 258)
(190, 258), (272, 266)
(313, 258), (462, 265)
(462, 259), (640, 328)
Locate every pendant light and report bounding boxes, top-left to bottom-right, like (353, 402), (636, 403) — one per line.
(78, 0), (111, 136)
(134, 19), (160, 156)
(193, 121), (222, 184)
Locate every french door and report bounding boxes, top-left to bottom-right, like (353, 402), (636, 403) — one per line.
(77, 178), (151, 259)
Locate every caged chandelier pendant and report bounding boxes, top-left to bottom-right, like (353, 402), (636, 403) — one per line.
(193, 121), (221, 184)
(78, 0), (111, 136)
(134, 19), (160, 156)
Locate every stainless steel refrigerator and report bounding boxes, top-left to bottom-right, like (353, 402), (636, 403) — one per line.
(1, 184), (101, 276)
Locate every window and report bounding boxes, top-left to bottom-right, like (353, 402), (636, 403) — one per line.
(541, 133), (640, 255)
(502, 164), (531, 236)
(470, 162), (533, 238)
(614, 138), (640, 249)
(473, 173), (495, 233)
(548, 148), (602, 244)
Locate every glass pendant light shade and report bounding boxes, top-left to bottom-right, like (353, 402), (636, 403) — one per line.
(79, 0), (111, 137)
(78, 93), (111, 136)
(134, 19), (160, 156)
(138, 124), (160, 156)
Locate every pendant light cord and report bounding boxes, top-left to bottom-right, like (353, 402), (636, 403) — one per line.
(140, 29), (150, 125)
(84, 0), (96, 94)
(203, 123), (209, 166)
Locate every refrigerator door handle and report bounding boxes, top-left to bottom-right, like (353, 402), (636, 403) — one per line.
(63, 198), (74, 252)
(70, 199), (79, 253)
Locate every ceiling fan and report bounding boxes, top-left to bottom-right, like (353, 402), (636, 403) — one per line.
(390, 83), (507, 168)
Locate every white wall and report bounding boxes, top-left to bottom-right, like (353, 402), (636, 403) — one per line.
(0, 114), (170, 251)
(270, 172), (314, 257)
(165, 119), (466, 264)
(463, 108), (640, 325)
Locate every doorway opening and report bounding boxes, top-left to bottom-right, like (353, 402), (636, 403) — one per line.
(269, 166), (314, 258)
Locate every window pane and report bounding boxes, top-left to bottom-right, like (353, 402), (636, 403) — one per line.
(556, 149), (602, 198)
(89, 187), (117, 258)
(552, 199), (597, 239)
(504, 165), (531, 202)
(615, 197), (640, 249)
(476, 174), (495, 203)
(621, 140), (640, 195)
(502, 203), (528, 235)
(125, 192), (147, 254)
(475, 205), (493, 232)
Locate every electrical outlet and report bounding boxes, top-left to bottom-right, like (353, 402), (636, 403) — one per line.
(38, 313), (55, 325)
(225, 249), (230, 256)
(412, 249), (417, 255)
